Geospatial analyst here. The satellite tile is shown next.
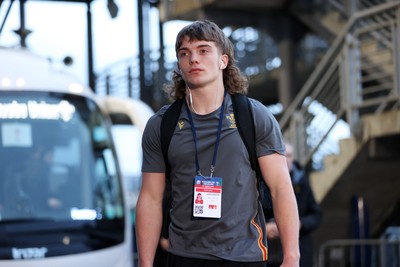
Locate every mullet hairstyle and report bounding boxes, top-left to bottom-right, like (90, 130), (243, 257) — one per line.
(163, 20), (249, 100)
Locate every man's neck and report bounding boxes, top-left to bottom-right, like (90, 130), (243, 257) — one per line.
(187, 85), (225, 115)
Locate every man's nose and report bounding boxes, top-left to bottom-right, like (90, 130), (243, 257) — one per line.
(189, 53), (198, 64)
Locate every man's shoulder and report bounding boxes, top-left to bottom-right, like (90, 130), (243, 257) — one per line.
(245, 97), (275, 120)
(149, 104), (171, 121)
(157, 104), (171, 116)
(144, 105), (171, 132)
(230, 94), (265, 110)
(247, 97), (264, 107)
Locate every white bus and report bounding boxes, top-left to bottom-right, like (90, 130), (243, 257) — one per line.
(100, 96), (154, 211)
(0, 47), (133, 267)
(100, 96), (154, 265)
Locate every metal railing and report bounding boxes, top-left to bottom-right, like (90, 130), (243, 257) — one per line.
(327, 0), (397, 17)
(95, 57), (142, 98)
(279, 1), (400, 168)
(318, 226), (400, 267)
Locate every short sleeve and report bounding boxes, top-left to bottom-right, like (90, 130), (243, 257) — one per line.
(141, 107), (168, 173)
(250, 98), (286, 157)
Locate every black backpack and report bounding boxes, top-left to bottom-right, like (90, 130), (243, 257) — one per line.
(160, 93), (273, 220)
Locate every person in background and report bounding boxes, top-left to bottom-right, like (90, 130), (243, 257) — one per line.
(2, 144), (61, 216)
(24, 145), (62, 210)
(136, 20), (300, 267)
(266, 141), (322, 267)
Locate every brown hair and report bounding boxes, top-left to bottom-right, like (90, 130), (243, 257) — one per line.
(163, 20), (249, 100)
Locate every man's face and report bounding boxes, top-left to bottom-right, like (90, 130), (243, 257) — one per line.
(177, 36), (226, 89)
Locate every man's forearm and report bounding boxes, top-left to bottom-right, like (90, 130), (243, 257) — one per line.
(273, 187), (300, 265)
(136, 196), (163, 267)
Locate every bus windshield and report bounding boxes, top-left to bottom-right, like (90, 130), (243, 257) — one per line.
(0, 91), (126, 259)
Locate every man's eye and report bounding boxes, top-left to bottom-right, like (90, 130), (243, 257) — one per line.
(200, 49), (208, 54)
(179, 52), (187, 58)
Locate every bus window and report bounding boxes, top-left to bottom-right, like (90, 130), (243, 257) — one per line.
(0, 91), (127, 259)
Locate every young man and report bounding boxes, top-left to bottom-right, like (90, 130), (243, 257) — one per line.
(136, 20), (300, 267)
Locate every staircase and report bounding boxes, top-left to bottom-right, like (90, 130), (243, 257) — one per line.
(278, 1), (400, 252)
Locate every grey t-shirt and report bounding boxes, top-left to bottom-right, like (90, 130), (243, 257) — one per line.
(142, 94), (285, 262)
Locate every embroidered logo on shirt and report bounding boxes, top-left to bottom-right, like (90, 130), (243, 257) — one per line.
(178, 120), (185, 129)
(226, 113), (236, 128)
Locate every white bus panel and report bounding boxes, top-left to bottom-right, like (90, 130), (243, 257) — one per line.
(0, 47), (133, 267)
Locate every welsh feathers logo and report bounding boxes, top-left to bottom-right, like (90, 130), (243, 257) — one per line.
(226, 113), (236, 128)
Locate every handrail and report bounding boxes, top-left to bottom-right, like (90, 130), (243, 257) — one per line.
(318, 238), (400, 267)
(327, 0), (397, 18)
(279, 1), (400, 168)
(280, 0), (400, 129)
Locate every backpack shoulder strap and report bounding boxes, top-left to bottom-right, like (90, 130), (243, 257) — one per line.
(160, 98), (184, 181)
(231, 93), (261, 177)
(231, 93), (273, 219)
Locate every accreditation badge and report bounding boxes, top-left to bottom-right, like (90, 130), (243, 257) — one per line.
(193, 176), (222, 218)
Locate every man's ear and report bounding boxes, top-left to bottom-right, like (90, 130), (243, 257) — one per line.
(220, 54), (228, 69)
